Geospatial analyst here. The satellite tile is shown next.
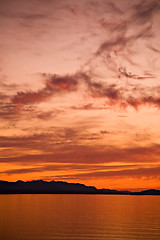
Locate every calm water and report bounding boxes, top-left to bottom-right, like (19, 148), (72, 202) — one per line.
(0, 194), (160, 240)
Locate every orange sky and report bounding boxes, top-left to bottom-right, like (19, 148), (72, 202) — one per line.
(0, 0), (160, 191)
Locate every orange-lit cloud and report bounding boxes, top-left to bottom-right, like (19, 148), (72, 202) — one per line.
(0, 0), (160, 190)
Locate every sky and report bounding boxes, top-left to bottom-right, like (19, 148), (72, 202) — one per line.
(0, 0), (160, 191)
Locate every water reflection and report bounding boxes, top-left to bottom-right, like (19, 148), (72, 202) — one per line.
(0, 195), (160, 239)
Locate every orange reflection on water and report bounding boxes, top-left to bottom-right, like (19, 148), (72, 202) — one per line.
(0, 194), (160, 240)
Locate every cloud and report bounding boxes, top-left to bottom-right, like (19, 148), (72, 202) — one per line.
(117, 66), (155, 80)
(9, 68), (160, 113)
(125, 93), (160, 110)
(12, 73), (79, 105)
(83, 75), (160, 110)
(36, 111), (53, 120)
(95, 36), (127, 57)
(44, 73), (78, 92)
(0, 0), (51, 22)
(1, 167), (44, 175)
(148, 46), (160, 53)
(1, 136), (160, 165)
(12, 89), (51, 105)
(5, 65), (160, 114)
(0, 103), (19, 120)
(50, 165), (160, 180)
(0, 8), (48, 21)
(0, 163), (141, 176)
(95, 16), (153, 58)
(0, 79), (18, 90)
(132, 0), (160, 24)
(71, 103), (109, 110)
(0, 92), (9, 101)
(3, 0), (158, 114)
(92, 0), (160, 86)
(107, 1), (123, 14)
(100, 130), (110, 134)
(84, 76), (160, 110)
(0, 133), (52, 151)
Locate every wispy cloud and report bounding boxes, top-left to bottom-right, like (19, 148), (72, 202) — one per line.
(9, 69), (160, 113)
(12, 73), (79, 105)
(0, 163), (141, 175)
(1, 0), (160, 189)
(132, 0), (160, 24)
(50, 165), (160, 181)
(0, 134), (160, 165)
(1, 0), (159, 115)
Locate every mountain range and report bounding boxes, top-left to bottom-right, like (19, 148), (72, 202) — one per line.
(0, 180), (160, 195)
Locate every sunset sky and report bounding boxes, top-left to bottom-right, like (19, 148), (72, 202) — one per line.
(0, 0), (160, 191)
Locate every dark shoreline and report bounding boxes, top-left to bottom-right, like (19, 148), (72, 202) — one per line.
(0, 180), (160, 195)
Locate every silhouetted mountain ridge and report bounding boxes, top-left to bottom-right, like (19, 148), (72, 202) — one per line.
(0, 180), (159, 195)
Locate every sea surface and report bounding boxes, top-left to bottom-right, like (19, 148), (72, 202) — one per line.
(0, 194), (160, 240)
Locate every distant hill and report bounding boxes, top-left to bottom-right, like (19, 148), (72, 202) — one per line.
(0, 180), (159, 195)
(0, 180), (97, 194)
(131, 189), (160, 195)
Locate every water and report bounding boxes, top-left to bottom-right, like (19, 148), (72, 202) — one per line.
(0, 194), (160, 240)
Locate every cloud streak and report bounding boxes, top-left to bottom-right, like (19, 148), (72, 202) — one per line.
(0, 133), (160, 165)
(50, 166), (160, 181)
(0, 163), (140, 175)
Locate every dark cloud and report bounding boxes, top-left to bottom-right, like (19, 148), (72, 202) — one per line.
(44, 73), (78, 92)
(83, 75), (160, 110)
(12, 73), (79, 105)
(117, 66), (156, 80)
(132, 0), (160, 24)
(125, 94), (160, 110)
(85, 77), (160, 110)
(12, 89), (52, 105)
(100, 130), (110, 134)
(87, 81), (121, 100)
